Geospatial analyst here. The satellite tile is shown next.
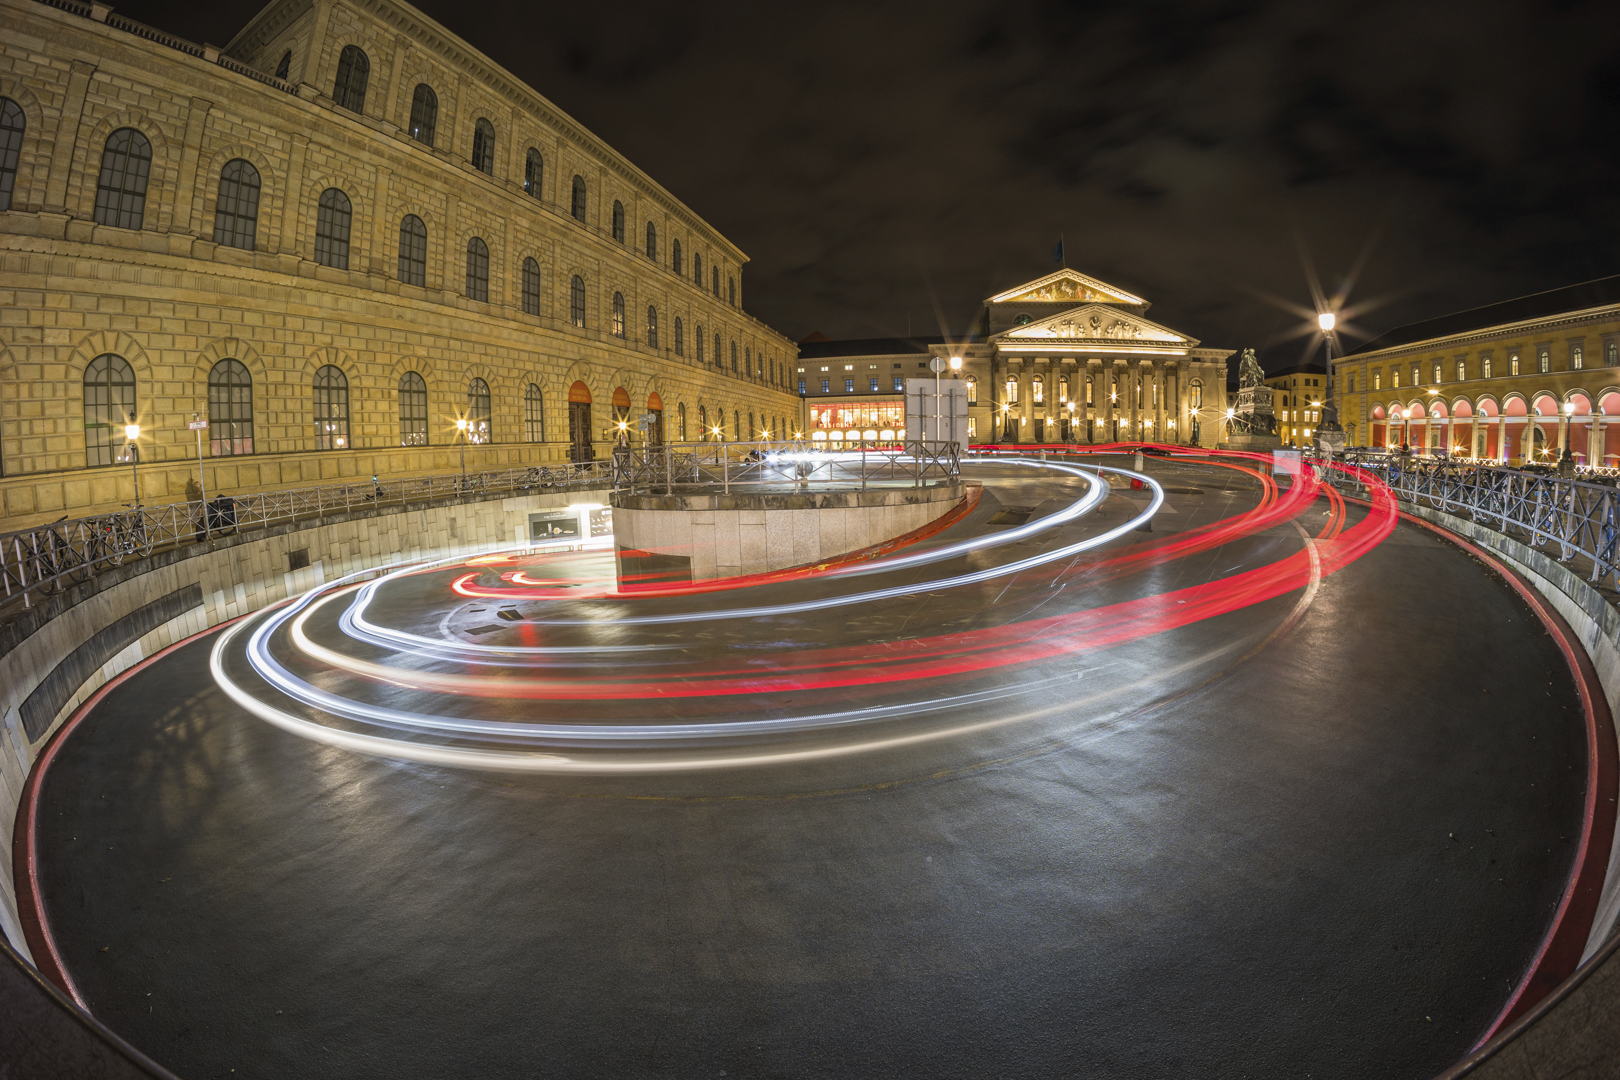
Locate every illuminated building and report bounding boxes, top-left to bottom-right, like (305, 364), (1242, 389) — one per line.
(0, 0), (796, 528)
(1335, 275), (1620, 464)
(797, 270), (1232, 447)
(1264, 363), (1327, 448)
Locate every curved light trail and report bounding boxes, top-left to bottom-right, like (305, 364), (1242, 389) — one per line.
(209, 452), (1398, 773)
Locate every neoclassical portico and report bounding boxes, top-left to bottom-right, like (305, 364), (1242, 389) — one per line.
(932, 270), (1233, 447)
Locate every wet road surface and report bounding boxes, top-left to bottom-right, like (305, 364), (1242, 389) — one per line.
(33, 457), (1588, 1079)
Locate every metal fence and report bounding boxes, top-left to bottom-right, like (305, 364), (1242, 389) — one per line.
(1317, 449), (1620, 587)
(614, 440), (961, 496)
(1, 462), (611, 611)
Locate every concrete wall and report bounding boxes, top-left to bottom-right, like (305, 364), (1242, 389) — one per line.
(0, 485), (608, 962)
(611, 482), (963, 582)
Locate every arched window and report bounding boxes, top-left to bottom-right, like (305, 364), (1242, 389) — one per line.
(569, 275), (585, 327)
(313, 365), (349, 450)
(1608, 341), (1619, 367)
(524, 383), (543, 442)
(1480, 357), (1490, 379)
(674, 316), (684, 357)
(672, 239), (683, 275)
(83, 353), (135, 467)
(1005, 377), (1018, 404)
(728, 276), (736, 306)
(695, 325), (704, 364)
(332, 45), (369, 112)
(466, 377), (491, 444)
(93, 128), (152, 230)
(611, 200), (625, 243)
(713, 266), (720, 296)
(208, 358), (253, 456)
(730, 341), (738, 372)
(524, 148), (542, 198)
(314, 187), (352, 269)
(570, 175), (586, 221)
(694, 253), (702, 287)
(567, 381), (592, 463)
(399, 371), (427, 446)
(408, 83), (437, 145)
(521, 257), (541, 315)
(274, 50), (291, 80)
(0, 98), (25, 212)
(471, 118), (495, 174)
(647, 305), (658, 348)
(1190, 380), (1203, 409)
(1457, 358), (1467, 381)
(212, 159), (261, 250)
(734, 410), (741, 441)
(714, 333), (722, 368)
(1032, 375), (1044, 404)
(698, 404), (708, 440)
(398, 214), (427, 286)
(465, 236), (489, 302)
(645, 221), (657, 260)
(677, 402), (687, 441)
(611, 291), (626, 338)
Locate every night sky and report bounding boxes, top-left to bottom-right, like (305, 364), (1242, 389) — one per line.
(123, 0), (1620, 370)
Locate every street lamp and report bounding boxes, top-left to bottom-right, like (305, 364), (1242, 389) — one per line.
(124, 422), (140, 509)
(1315, 309), (1345, 453)
(455, 418), (468, 487)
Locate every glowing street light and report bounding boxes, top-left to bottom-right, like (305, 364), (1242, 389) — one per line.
(1318, 311), (1336, 333)
(124, 422), (141, 509)
(455, 417), (468, 487)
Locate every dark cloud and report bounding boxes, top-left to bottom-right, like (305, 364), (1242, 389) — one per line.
(122, 0), (1620, 370)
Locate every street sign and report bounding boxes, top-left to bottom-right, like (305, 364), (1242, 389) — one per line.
(188, 419), (208, 430)
(929, 356), (948, 373)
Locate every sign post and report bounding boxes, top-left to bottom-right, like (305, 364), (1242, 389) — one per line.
(189, 413), (209, 538)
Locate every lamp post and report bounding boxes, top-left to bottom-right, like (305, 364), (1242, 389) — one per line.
(1315, 310), (1346, 455)
(949, 356), (962, 446)
(123, 422), (140, 509)
(455, 418), (468, 488)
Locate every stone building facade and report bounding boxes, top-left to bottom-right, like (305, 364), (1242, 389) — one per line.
(792, 270), (1232, 449)
(0, 0), (798, 529)
(1334, 276), (1620, 466)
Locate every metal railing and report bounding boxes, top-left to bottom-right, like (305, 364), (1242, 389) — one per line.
(1312, 449), (1620, 587)
(614, 440), (961, 496)
(1, 462), (610, 611)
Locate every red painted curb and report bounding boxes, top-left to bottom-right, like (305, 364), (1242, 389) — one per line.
(1354, 498), (1618, 1045)
(12, 612), (253, 1011)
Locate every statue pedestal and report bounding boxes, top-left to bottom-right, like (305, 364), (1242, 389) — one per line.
(1225, 433), (1282, 453)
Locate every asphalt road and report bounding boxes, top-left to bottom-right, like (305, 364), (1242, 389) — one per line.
(33, 458), (1589, 1079)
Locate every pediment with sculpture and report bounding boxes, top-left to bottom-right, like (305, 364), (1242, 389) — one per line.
(987, 269), (1147, 307)
(995, 304), (1198, 346)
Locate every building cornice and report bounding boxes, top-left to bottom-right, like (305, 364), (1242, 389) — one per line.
(224, 0), (748, 264)
(1337, 305), (1620, 366)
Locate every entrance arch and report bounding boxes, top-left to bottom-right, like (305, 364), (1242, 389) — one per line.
(567, 381), (592, 462)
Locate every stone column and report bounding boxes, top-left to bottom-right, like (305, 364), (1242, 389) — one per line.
(1498, 415), (1507, 463)
(1128, 361), (1140, 441)
(1152, 359), (1165, 444)
(1019, 362), (1032, 443)
(167, 96), (213, 237)
(1102, 361), (1114, 441)
(1558, 413), (1570, 457)
(43, 59), (97, 214)
(384, 35), (410, 127)
(989, 353), (1001, 443)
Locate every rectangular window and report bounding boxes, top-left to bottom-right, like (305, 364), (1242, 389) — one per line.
(1391, 370), (1398, 388)
(869, 377), (879, 392)
(1410, 362), (1420, 385)
(893, 376), (903, 392)
(1348, 375), (1356, 393)
(1511, 354), (1520, 375)
(1456, 359), (1466, 381)
(968, 416), (977, 439)
(1482, 356), (1492, 378)
(821, 379), (830, 394)
(845, 378), (855, 393)
(798, 379), (806, 394)
(1573, 345), (1584, 370)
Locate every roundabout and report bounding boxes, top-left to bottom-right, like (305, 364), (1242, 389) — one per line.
(14, 451), (1605, 1079)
